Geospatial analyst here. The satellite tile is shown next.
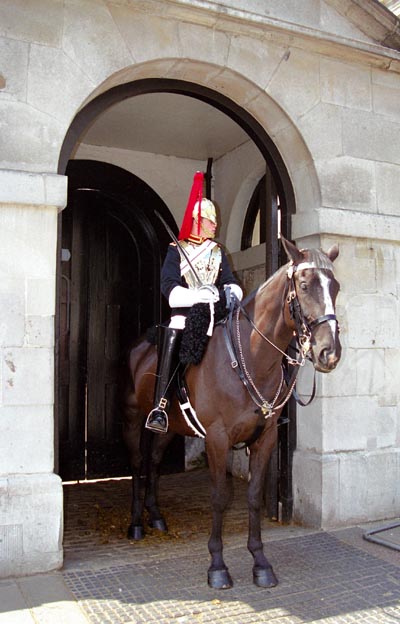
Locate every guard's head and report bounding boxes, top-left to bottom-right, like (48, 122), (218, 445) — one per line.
(193, 198), (217, 224)
(178, 171), (219, 240)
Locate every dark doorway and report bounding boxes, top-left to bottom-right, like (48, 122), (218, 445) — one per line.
(57, 78), (296, 520)
(57, 160), (184, 481)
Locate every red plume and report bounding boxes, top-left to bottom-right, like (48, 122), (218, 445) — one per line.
(178, 171), (204, 240)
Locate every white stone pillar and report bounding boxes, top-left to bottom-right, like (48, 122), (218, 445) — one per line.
(291, 214), (400, 528)
(0, 170), (67, 577)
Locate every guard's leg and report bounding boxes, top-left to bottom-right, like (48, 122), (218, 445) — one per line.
(145, 326), (181, 434)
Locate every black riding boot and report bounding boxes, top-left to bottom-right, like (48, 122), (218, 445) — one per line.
(145, 326), (181, 434)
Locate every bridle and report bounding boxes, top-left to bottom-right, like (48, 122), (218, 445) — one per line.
(286, 260), (339, 363)
(223, 259), (339, 419)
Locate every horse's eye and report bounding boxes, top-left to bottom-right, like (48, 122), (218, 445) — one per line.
(300, 282), (307, 291)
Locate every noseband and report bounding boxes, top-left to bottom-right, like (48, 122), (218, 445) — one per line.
(286, 260), (338, 359)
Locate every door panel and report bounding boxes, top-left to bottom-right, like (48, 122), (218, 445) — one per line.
(59, 200), (87, 480)
(86, 197), (137, 479)
(59, 193), (140, 480)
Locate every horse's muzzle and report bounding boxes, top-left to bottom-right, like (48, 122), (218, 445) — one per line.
(315, 346), (341, 373)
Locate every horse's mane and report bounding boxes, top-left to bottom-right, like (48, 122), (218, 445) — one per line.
(243, 247), (334, 305)
(242, 264), (288, 306)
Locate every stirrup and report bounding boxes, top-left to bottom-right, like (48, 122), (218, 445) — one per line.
(145, 406), (169, 434)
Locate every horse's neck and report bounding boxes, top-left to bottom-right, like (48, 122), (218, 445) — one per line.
(245, 268), (292, 371)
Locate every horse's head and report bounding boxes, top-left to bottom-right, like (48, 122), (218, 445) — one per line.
(282, 237), (341, 373)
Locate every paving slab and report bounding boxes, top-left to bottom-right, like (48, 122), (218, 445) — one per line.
(1, 470), (399, 624)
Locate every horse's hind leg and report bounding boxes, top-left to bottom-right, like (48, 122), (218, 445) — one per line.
(123, 403), (146, 540)
(247, 443), (278, 588)
(206, 436), (233, 589)
(144, 430), (176, 531)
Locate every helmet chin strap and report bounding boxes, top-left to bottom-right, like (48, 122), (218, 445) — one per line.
(201, 225), (215, 239)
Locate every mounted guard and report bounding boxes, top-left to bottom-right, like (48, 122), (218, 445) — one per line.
(123, 173), (341, 589)
(145, 171), (243, 434)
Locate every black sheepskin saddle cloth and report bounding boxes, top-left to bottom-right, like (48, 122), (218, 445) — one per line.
(179, 300), (227, 366)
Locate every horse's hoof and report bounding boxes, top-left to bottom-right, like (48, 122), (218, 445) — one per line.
(127, 524), (145, 540)
(148, 518), (168, 532)
(208, 568), (233, 590)
(253, 565), (278, 588)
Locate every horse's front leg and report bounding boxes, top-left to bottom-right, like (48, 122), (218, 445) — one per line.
(206, 435), (233, 589)
(247, 429), (279, 588)
(144, 430), (176, 532)
(128, 473), (146, 540)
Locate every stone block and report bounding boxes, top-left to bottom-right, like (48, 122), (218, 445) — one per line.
(293, 450), (341, 527)
(26, 279), (56, 316)
(319, 347), (385, 399)
(109, 7), (180, 64)
(345, 293), (399, 349)
(320, 57), (371, 111)
(274, 123), (316, 174)
(376, 162), (400, 217)
(343, 109), (400, 165)
(184, 438), (206, 471)
(0, 473), (63, 577)
(0, 406), (53, 474)
(320, 3), (372, 42)
(246, 89), (291, 136)
(226, 34), (285, 90)
(0, 37), (28, 102)
(299, 103), (343, 160)
(0, 204), (58, 279)
(317, 349), (355, 398)
(213, 0), (321, 29)
(294, 447), (400, 528)
(0, 279), (24, 347)
(0, 0), (63, 46)
(267, 48), (320, 119)
(167, 61), (223, 94)
(289, 164), (320, 214)
(0, 171), (67, 209)
(0, 101), (64, 173)
(228, 448), (249, 480)
(338, 450), (400, 524)
(372, 78), (400, 121)
(383, 349), (400, 407)
(1, 348), (53, 406)
(292, 207), (400, 242)
(178, 21), (231, 67)
(25, 316), (54, 348)
(324, 397), (396, 453)
(316, 156), (376, 212)
(27, 44), (94, 124)
(296, 398), (323, 452)
(242, 264), (267, 294)
(63, 0), (132, 84)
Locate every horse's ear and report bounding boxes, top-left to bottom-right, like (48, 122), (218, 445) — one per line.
(326, 244), (339, 262)
(281, 237), (304, 264)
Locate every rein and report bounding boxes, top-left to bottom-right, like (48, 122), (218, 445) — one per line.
(223, 302), (300, 420)
(223, 259), (338, 419)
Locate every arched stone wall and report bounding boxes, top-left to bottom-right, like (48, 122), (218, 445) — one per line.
(58, 61), (319, 241)
(1, 0), (400, 577)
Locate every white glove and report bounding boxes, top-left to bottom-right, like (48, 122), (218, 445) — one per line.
(169, 286), (198, 308)
(195, 285), (219, 304)
(224, 283), (243, 301)
(168, 284), (220, 307)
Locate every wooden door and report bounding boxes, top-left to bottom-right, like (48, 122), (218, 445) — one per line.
(59, 192), (145, 480)
(57, 161), (184, 482)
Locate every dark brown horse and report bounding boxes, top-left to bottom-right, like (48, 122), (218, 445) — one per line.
(122, 237), (341, 589)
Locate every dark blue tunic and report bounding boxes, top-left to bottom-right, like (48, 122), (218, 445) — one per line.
(161, 240), (238, 316)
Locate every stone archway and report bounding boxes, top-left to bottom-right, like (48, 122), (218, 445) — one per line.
(57, 71), (305, 523)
